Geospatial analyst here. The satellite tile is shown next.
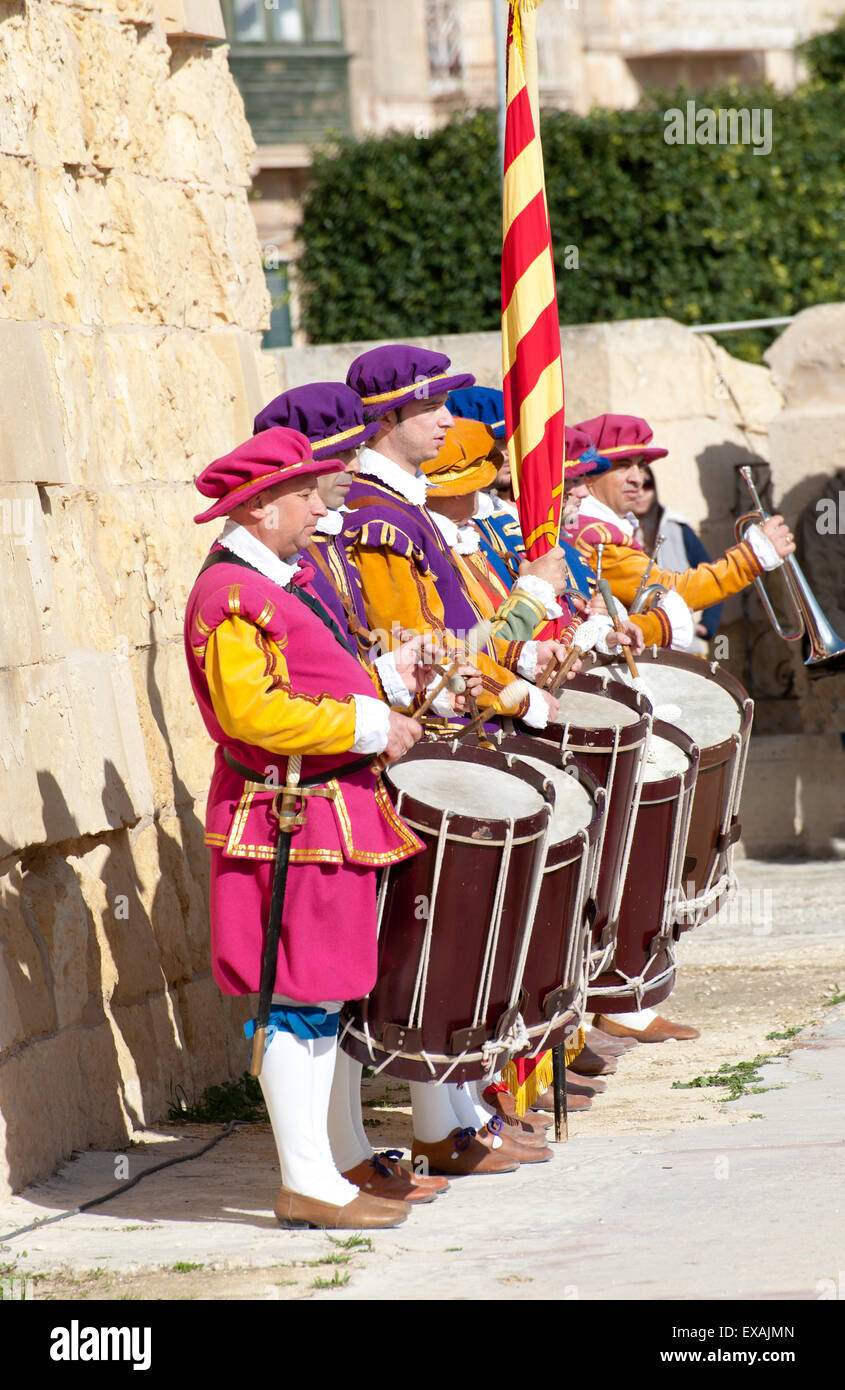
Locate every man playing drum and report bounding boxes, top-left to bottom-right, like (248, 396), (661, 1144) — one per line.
(183, 425), (463, 1226)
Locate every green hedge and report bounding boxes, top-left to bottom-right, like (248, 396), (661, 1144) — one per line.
(298, 81), (845, 361)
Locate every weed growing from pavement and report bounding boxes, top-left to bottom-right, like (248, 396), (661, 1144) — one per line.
(169, 1073), (266, 1124)
(312, 1269), (350, 1289)
(171, 1262), (204, 1273)
(327, 1233), (373, 1252)
(765, 1026), (802, 1040)
(823, 985), (845, 1007)
(672, 1053), (785, 1100)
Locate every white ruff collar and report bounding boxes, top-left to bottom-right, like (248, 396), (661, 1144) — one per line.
(578, 494), (636, 539)
(218, 520), (298, 588)
(358, 447), (428, 506)
(429, 510), (481, 556)
(315, 508), (344, 536)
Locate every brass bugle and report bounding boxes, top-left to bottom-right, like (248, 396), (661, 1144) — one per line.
(735, 465), (845, 668)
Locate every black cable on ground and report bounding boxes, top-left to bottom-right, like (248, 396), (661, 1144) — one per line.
(0, 1122), (239, 1244)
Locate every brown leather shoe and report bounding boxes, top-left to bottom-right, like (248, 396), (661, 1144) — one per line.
(376, 1151), (451, 1196)
(565, 1071), (606, 1098)
(412, 1127), (519, 1177)
(532, 1086), (592, 1113)
(342, 1156), (436, 1204)
(568, 1043), (617, 1077)
(593, 1013), (701, 1043)
(587, 1025), (638, 1055)
(479, 1117), (552, 1161)
(482, 1087), (552, 1134)
(274, 1185), (409, 1229)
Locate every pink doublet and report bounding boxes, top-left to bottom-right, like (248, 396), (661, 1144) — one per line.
(184, 549), (421, 1003)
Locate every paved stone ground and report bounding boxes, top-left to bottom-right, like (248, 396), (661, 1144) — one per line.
(1, 859), (843, 1303)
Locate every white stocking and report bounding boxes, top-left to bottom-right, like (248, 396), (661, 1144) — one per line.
(603, 1007), (656, 1030)
(259, 1026), (359, 1206)
(409, 1080), (460, 1143)
(327, 1047), (373, 1172)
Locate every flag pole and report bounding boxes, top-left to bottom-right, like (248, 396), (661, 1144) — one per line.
(493, 0), (507, 183)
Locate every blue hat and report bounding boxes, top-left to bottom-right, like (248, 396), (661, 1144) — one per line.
(446, 386), (506, 439)
(253, 382), (380, 459)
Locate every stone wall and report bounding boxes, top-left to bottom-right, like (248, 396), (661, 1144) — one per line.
(0, 0), (279, 1199)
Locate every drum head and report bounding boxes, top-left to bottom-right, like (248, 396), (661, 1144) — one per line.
(506, 753), (594, 842)
(624, 662), (742, 749)
(641, 733), (691, 784)
(388, 757), (546, 821)
(551, 687), (641, 730)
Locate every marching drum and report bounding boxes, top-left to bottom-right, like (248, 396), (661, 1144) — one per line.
(606, 650), (753, 930)
(588, 722), (699, 1014)
(340, 741), (556, 1084)
(530, 673), (652, 977)
(497, 736), (605, 1053)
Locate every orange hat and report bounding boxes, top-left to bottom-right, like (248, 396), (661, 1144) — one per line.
(421, 418), (498, 497)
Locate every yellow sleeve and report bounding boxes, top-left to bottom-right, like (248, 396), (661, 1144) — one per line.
(584, 540), (762, 611)
(349, 541), (531, 716)
(205, 614), (358, 756)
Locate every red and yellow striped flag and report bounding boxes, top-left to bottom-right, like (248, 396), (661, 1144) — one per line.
(500, 0), (579, 1114)
(501, 0), (565, 561)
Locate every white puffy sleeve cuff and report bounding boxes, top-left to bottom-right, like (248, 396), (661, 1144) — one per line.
(517, 640), (538, 680)
(746, 523), (784, 572)
(351, 694), (390, 753)
(521, 685), (550, 729)
(657, 589), (696, 651)
(373, 650), (412, 708)
(512, 574), (563, 619)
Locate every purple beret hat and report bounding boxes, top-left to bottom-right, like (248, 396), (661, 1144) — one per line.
(346, 345), (475, 420)
(253, 382), (381, 459)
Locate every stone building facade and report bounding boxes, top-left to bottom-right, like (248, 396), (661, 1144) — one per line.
(0, 0), (276, 1200)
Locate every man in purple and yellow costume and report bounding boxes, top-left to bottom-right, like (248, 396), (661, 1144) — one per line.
(253, 382), (378, 658)
(184, 425), (447, 1228)
(342, 345), (566, 730)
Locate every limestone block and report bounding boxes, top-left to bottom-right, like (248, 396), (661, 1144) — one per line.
(765, 304), (845, 409)
(207, 328), (273, 440)
(44, 485), (154, 650)
(699, 338), (783, 434)
(38, 329), (99, 484)
(176, 974), (236, 1090)
(0, 670), (45, 856)
(37, 168), (102, 326)
(0, 157), (63, 321)
(767, 407), (845, 524)
(132, 815), (206, 984)
(158, 0), (226, 40)
(563, 319), (717, 424)
(0, 652), (154, 855)
(0, 4), (86, 165)
(129, 642), (214, 809)
(51, 0), (156, 20)
(162, 42), (255, 188)
(741, 734), (845, 857)
(0, 1036), (87, 1193)
(10, 853), (92, 1033)
(637, 415), (757, 543)
(0, 484), (66, 667)
(191, 190), (269, 332)
(110, 996), (178, 1123)
(0, 323), (70, 484)
(135, 484), (211, 639)
(179, 806), (212, 973)
(65, 837), (168, 1008)
(63, 8), (169, 175)
(0, 873), (56, 1049)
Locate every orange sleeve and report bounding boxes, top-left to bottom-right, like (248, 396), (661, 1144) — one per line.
(580, 540), (762, 612)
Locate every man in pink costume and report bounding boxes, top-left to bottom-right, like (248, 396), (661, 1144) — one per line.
(184, 425), (432, 1229)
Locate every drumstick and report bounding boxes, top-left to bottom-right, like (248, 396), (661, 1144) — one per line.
(548, 619), (603, 694)
(597, 579), (640, 680)
(453, 679), (529, 743)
